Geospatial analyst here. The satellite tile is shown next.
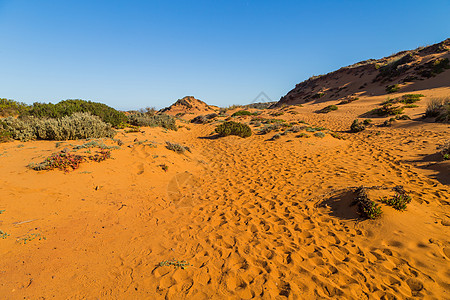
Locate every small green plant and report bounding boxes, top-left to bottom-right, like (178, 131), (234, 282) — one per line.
(329, 132), (345, 139)
(439, 140), (450, 160)
(89, 149), (111, 162)
(386, 84), (400, 93)
(158, 164), (169, 172)
(305, 126), (326, 132)
(381, 194), (412, 211)
(215, 121), (252, 138)
(350, 119), (365, 132)
(363, 119), (372, 125)
(317, 105), (338, 113)
(269, 133), (281, 141)
(29, 152), (84, 172)
(159, 260), (190, 269)
(165, 141), (191, 153)
(311, 92), (325, 99)
(16, 233), (46, 244)
(270, 111), (285, 117)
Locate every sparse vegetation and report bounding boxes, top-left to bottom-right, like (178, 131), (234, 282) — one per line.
(231, 110), (256, 117)
(314, 132), (326, 138)
(0, 98), (29, 117)
(269, 133), (281, 141)
(191, 113), (218, 124)
(386, 84), (400, 93)
(338, 97), (359, 105)
(419, 58), (450, 78)
(381, 193), (411, 211)
(354, 187), (382, 219)
(311, 92), (325, 99)
(438, 140), (450, 160)
(371, 103), (404, 116)
(215, 121), (252, 138)
(350, 119), (365, 132)
(29, 151), (85, 171)
(165, 141), (191, 153)
(317, 105), (338, 113)
(128, 113), (177, 130)
(159, 260), (190, 269)
(425, 97), (449, 123)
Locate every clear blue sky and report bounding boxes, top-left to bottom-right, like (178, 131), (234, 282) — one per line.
(0, 1), (449, 110)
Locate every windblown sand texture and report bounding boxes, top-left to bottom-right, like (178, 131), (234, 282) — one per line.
(0, 86), (449, 299)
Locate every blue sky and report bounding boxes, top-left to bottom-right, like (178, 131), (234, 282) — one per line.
(0, 1), (449, 110)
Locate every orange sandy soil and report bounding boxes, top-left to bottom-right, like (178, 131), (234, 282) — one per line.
(0, 89), (449, 299)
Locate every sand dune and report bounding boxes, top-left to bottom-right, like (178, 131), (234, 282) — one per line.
(0, 88), (449, 299)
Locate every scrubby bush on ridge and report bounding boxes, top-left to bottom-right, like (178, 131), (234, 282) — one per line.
(128, 113), (177, 130)
(215, 121), (252, 138)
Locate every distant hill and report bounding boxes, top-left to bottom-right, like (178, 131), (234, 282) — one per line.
(276, 38), (450, 106)
(160, 96), (217, 115)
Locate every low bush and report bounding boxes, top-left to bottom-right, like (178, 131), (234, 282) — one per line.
(24, 99), (127, 127)
(128, 113), (177, 130)
(231, 110), (255, 117)
(0, 112), (116, 141)
(29, 151), (84, 171)
(381, 193), (411, 211)
(338, 97), (359, 105)
(215, 121), (252, 138)
(350, 119), (365, 132)
(311, 92), (325, 99)
(354, 187), (382, 219)
(425, 97), (450, 123)
(296, 133), (309, 138)
(371, 103), (404, 116)
(386, 84), (400, 93)
(439, 140), (450, 160)
(165, 141), (191, 153)
(269, 133), (281, 141)
(317, 105), (338, 114)
(191, 113), (218, 124)
(259, 124), (281, 134)
(314, 132), (326, 138)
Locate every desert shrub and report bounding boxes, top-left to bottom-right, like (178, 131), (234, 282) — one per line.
(317, 105), (338, 113)
(0, 128), (12, 143)
(259, 124), (281, 134)
(419, 58), (450, 78)
(395, 114), (411, 120)
(270, 111), (285, 117)
(403, 104), (418, 108)
(383, 118), (396, 127)
(425, 97), (449, 123)
(376, 54), (414, 81)
(439, 140), (450, 160)
(371, 103), (404, 116)
(296, 133), (309, 138)
(290, 125), (303, 133)
(0, 98), (29, 117)
(165, 141), (191, 153)
(329, 132), (345, 140)
(386, 84), (400, 93)
(215, 121), (252, 138)
(350, 119), (365, 132)
(338, 97), (359, 105)
(128, 113), (177, 130)
(314, 132), (326, 138)
(0, 113), (116, 141)
(399, 94), (424, 104)
(231, 110), (255, 117)
(354, 187), (382, 219)
(24, 99), (127, 127)
(88, 149), (111, 162)
(305, 126), (326, 132)
(363, 119), (372, 125)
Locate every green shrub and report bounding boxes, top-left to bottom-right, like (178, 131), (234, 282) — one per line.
(439, 140), (450, 160)
(0, 98), (29, 117)
(371, 103), (404, 116)
(305, 126), (326, 132)
(259, 124), (281, 134)
(24, 99), (127, 127)
(317, 105), (338, 113)
(311, 92), (325, 99)
(215, 121), (252, 138)
(231, 110), (255, 117)
(363, 119), (372, 125)
(296, 133), (309, 138)
(399, 94), (424, 104)
(350, 119), (365, 132)
(354, 187), (382, 219)
(128, 113), (177, 130)
(314, 132), (326, 138)
(425, 97), (450, 123)
(269, 133), (281, 141)
(165, 141), (191, 153)
(386, 84), (400, 93)
(381, 193), (411, 211)
(0, 112), (116, 141)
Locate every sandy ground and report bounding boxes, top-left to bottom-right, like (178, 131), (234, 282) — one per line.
(0, 89), (449, 299)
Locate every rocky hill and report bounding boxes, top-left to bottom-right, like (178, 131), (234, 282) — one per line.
(276, 38), (450, 106)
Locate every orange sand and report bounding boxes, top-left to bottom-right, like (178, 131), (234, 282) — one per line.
(0, 89), (449, 299)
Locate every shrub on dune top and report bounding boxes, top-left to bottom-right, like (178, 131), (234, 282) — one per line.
(23, 99), (127, 127)
(215, 121), (252, 138)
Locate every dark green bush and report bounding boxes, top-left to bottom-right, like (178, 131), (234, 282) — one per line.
(128, 113), (177, 130)
(381, 194), (411, 211)
(317, 105), (338, 113)
(372, 103), (404, 116)
(215, 121), (252, 138)
(355, 187), (382, 219)
(24, 99), (127, 127)
(0, 112), (116, 141)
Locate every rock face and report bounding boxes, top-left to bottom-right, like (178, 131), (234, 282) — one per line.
(160, 96), (216, 115)
(276, 38), (450, 107)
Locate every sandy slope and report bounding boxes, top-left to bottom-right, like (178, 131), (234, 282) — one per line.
(0, 91), (449, 299)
